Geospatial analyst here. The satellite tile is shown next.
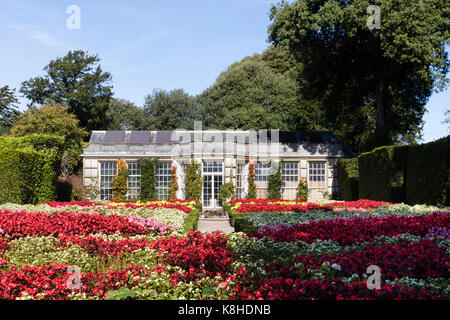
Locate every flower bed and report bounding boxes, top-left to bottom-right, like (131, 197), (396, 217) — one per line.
(227, 199), (332, 213)
(326, 199), (394, 211)
(1, 201), (448, 300)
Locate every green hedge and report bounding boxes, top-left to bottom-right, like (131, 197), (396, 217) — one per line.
(183, 208), (201, 232)
(337, 158), (359, 201)
(223, 203), (257, 233)
(406, 136), (449, 206)
(358, 145), (408, 203)
(0, 135), (63, 204)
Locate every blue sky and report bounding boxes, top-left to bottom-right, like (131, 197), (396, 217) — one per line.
(0, 0), (448, 142)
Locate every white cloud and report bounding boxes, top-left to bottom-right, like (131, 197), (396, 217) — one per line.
(4, 23), (71, 51)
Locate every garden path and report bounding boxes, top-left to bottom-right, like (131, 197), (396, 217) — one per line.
(197, 217), (234, 233)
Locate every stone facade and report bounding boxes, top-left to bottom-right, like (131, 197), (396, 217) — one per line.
(81, 130), (353, 207)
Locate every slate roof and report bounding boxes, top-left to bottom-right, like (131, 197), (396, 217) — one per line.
(89, 130), (343, 144)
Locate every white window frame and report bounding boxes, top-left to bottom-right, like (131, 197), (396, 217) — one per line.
(99, 161), (116, 200)
(127, 161), (141, 200)
(156, 161), (172, 200)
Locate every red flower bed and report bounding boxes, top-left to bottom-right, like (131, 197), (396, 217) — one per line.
(269, 239), (449, 280)
(0, 210), (150, 239)
(58, 235), (150, 257)
(41, 201), (104, 207)
(251, 212), (450, 244)
(104, 203), (192, 213)
(0, 264), (150, 300)
(148, 231), (236, 277)
(229, 199), (332, 213)
(327, 199), (393, 210)
(233, 278), (442, 300)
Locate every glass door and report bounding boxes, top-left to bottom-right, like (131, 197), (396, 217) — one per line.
(202, 161), (223, 208)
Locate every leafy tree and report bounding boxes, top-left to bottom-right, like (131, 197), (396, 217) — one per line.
(199, 58), (301, 130)
(269, 0), (450, 152)
(10, 104), (88, 175)
(143, 89), (199, 130)
(184, 160), (203, 202)
(106, 98), (149, 130)
(0, 85), (19, 134)
(20, 50), (113, 131)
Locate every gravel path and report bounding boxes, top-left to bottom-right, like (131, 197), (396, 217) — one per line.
(197, 218), (234, 233)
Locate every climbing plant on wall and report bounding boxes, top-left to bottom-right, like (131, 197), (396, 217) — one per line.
(296, 177), (309, 201)
(246, 163), (256, 199)
(268, 162), (282, 199)
(138, 158), (159, 200)
(113, 158), (128, 199)
(168, 165), (178, 200)
(184, 160), (202, 201)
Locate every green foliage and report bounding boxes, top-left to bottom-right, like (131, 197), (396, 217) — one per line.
(143, 89), (199, 130)
(139, 159), (159, 200)
(0, 135), (63, 204)
(269, 0), (450, 152)
(296, 177), (309, 201)
(358, 145), (408, 202)
(10, 104), (88, 176)
(406, 136), (449, 206)
(337, 158), (359, 201)
(113, 159), (128, 199)
(0, 85), (19, 134)
(20, 50), (113, 130)
(106, 98), (148, 130)
(168, 166), (178, 200)
(246, 163), (256, 199)
(219, 180), (235, 203)
(184, 160), (202, 201)
(183, 208), (200, 233)
(199, 57), (300, 130)
(268, 163), (282, 199)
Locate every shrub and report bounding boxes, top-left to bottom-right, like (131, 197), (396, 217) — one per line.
(407, 136), (449, 206)
(337, 158), (359, 201)
(138, 159), (159, 200)
(0, 135), (63, 204)
(246, 163), (256, 199)
(296, 177), (309, 201)
(219, 180), (235, 203)
(184, 160), (202, 201)
(358, 145), (408, 202)
(268, 163), (282, 199)
(113, 159), (128, 199)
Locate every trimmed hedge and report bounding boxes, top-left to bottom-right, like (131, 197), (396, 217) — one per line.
(406, 136), (449, 206)
(337, 158), (359, 201)
(358, 145), (408, 203)
(0, 135), (63, 204)
(223, 203), (257, 233)
(183, 208), (201, 232)
(138, 159), (159, 200)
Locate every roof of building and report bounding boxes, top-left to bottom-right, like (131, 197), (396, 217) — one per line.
(83, 130), (355, 158)
(90, 130), (343, 144)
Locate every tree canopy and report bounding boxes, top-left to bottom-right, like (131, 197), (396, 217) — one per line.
(268, 0), (450, 152)
(20, 50), (113, 131)
(199, 56), (301, 130)
(106, 98), (148, 131)
(0, 85), (19, 134)
(143, 89), (199, 130)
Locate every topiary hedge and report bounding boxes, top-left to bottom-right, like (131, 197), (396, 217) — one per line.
(406, 136), (449, 206)
(183, 208), (201, 232)
(358, 145), (408, 203)
(0, 135), (63, 204)
(337, 158), (359, 201)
